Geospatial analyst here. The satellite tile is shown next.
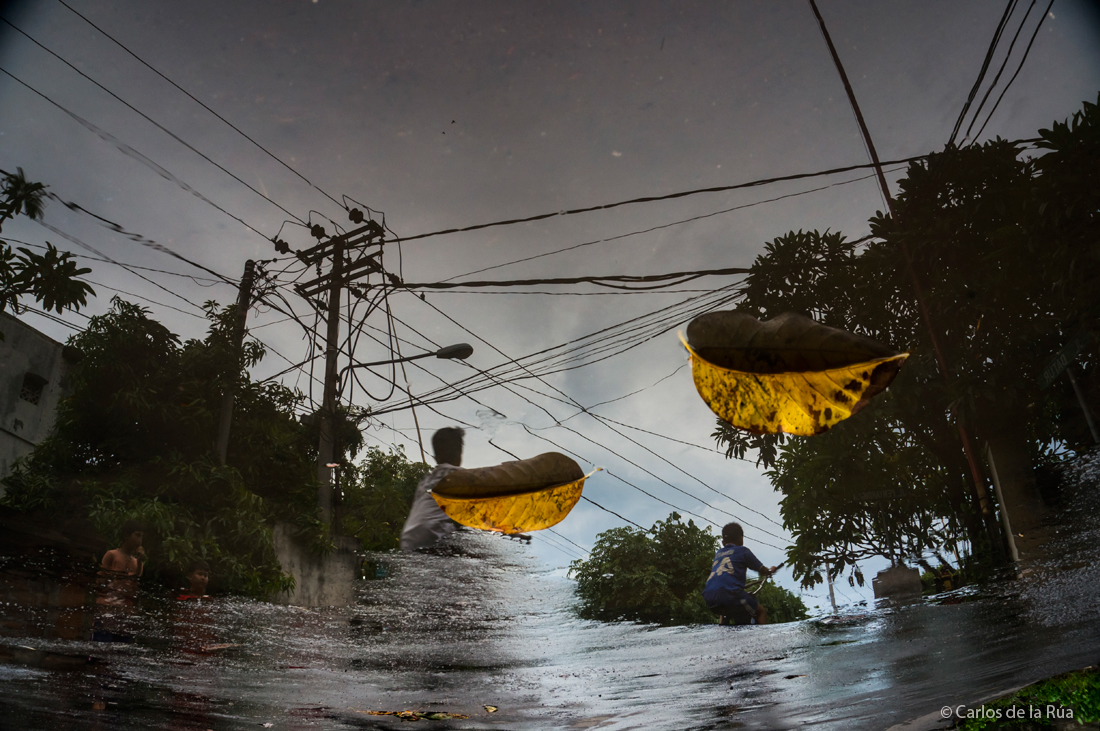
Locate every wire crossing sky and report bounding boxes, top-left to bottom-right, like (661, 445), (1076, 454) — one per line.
(0, 0), (1098, 586)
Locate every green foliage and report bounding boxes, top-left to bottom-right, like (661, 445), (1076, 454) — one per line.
(713, 97), (1100, 588)
(570, 512), (809, 625)
(0, 168), (94, 315)
(0, 167), (46, 224)
(339, 446), (431, 552)
(753, 581), (810, 624)
(954, 667), (1100, 730)
(569, 512), (719, 625)
(2, 298), (318, 595)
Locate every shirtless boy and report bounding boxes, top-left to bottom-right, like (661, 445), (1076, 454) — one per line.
(97, 520), (146, 606)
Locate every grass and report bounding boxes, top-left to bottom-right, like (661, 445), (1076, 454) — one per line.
(953, 666), (1100, 730)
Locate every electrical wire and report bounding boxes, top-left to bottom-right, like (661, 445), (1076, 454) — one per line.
(44, 192), (237, 285)
(546, 528), (589, 554)
(0, 65), (274, 241)
(52, 0), (346, 211)
(399, 266), (749, 291)
(948, 0), (1019, 146)
(962, 0), (1037, 141)
(438, 170), (900, 283)
(401, 297), (787, 547)
(1, 236), (222, 284)
(355, 301), (772, 544)
(0, 17), (304, 223)
(972, 0), (1056, 141)
(382, 156), (933, 247)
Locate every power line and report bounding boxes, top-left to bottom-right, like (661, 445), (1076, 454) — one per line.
(80, 277), (206, 319)
(52, 0), (345, 212)
(36, 219), (209, 314)
(581, 495), (648, 531)
(0, 65), (274, 241)
(0, 16), (304, 223)
(973, 0), (1057, 141)
(342, 307), (712, 543)
(537, 534), (585, 561)
(1, 235), (223, 284)
(962, 0), (1037, 141)
(44, 192), (237, 285)
(949, 0), (1019, 146)
(408, 297), (787, 547)
(399, 266), (750, 291)
(395, 284), (745, 406)
(384, 156), (933, 247)
(409, 289), (720, 297)
(546, 527), (588, 554)
(438, 170), (900, 283)
(22, 307), (85, 331)
(366, 301), (758, 542)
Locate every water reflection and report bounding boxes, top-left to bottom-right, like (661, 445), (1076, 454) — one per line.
(0, 526), (1097, 729)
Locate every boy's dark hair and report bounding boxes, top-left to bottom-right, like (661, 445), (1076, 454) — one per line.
(722, 522), (744, 544)
(187, 559), (210, 574)
(432, 427), (464, 466)
(120, 519), (145, 541)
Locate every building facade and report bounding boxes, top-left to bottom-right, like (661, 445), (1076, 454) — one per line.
(0, 313), (76, 494)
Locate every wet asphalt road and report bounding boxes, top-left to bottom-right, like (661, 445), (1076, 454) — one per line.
(1, 507), (1099, 731)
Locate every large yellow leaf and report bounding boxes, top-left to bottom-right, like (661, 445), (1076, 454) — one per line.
(430, 452), (590, 534)
(683, 311), (908, 436)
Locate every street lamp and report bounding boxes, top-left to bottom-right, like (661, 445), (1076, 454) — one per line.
(319, 343), (474, 527)
(337, 342), (473, 381)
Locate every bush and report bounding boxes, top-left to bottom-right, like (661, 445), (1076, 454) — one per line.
(570, 511), (809, 626)
(339, 446), (431, 552)
(570, 513), (718, 625)
(754, 581), (809, 623)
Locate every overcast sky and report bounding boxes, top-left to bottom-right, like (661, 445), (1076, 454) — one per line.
(2, 0), (1098, 602)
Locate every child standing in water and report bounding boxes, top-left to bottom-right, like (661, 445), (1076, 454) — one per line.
(703, 522), (778, 625)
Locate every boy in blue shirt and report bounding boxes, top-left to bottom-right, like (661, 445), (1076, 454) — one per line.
(703, 522), (778, 625)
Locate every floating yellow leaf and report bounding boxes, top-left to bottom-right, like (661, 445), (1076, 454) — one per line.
(683, 311), (908, 436)
(430, 452), (589, 534)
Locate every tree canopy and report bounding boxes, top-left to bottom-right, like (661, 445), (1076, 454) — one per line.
(0, 168), (94, 316)
(713, 96), (1100, 588)
(569, 512), (807, 625)
(2, 297), (434, 593)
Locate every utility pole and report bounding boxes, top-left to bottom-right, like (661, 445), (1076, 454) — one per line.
(316, 234), (344, 526)
(216, 259), (256, 464)
(291, 216), (386, 528)
(825, 564), (838, 614)
(808, 0), (1006, 561)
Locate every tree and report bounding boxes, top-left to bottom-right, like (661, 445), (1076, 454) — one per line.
(2, 297), (436, 592)
(569, 512), (807, 625)
(339, 446), (431, 552)
(0, 168), (94, 316)
(713, 97), (1100, 588)
(1, 298), (318, 595)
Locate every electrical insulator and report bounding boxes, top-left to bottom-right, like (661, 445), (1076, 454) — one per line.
(272, 238), (291, 254)
(311, 224), (326, 239)
(348, 208), (364, 224)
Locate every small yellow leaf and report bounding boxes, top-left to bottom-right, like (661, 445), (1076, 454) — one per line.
(683, 311), (908, 436)
(430, 453), (590, 534)
(484, 705), (499, 713)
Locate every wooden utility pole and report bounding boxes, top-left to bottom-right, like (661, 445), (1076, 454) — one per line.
(316, 235), (344, 526)
(292, 220), (386, 528)
(216, 259), (256, 464)
(808, 0), (1006, 561)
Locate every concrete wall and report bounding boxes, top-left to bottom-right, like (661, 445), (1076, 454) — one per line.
(272, 522), (362, 607)
(872, 565), (922, 600)
(0, 313), (74, 494)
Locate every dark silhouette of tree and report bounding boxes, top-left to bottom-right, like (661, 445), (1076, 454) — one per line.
(0, 168), (93, 316)
(714, 96), (1100, 588)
